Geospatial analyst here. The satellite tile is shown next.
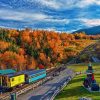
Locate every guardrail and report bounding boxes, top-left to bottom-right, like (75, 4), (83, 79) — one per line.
(50, 74), (76, 100)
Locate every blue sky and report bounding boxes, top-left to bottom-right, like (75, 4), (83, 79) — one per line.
(0, 0), (100, 32)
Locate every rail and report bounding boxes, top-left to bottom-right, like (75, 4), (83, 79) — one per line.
(0, 66), (63, 100)
(0, 76), (53, 100)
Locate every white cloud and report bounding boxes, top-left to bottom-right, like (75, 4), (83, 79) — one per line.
(37, 0), (61, 9)
(1, 0), (100, 11)
(45, 18), (69, 24)
(25, 0), (62, 9)
(40, 27), (57, 31)
(27, 0), (76, 10)
(0, 9), (69, 24)
(94, 0), (100, 5)
(77, 0), (100, 8)
(0, 1), (12, 8)
(9, 0), (99, 11)
(35, 0), (100, 9)
(81, 18), (100, 26)
(0, 9), (49, 21)
(77, 0), (94, 8)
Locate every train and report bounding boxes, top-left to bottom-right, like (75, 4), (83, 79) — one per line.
(0, 69), (46, 89)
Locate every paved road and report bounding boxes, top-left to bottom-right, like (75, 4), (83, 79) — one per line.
(18, 68), (74, 100)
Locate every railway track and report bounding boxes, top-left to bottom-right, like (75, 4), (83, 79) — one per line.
(69, 41), (100, 64)
(0, 77), (53, 100)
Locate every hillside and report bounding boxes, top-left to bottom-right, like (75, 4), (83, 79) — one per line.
(0, 28), (99, 71)
(72, 26), (100, 35)
(76, 41), (100, 63)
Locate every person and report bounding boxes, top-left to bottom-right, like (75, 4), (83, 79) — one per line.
(83, 79), (89, 88)
(92, 73), (95, 81)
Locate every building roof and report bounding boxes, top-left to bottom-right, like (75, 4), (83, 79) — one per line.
(0, 69), (16, 75)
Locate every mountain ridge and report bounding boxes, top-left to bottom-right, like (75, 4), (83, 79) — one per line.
(72, 26), (100, 35)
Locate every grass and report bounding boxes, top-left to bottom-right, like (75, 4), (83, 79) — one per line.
(55, 63), (100, 100)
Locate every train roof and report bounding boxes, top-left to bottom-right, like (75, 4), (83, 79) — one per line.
(6, 69), (46, 78)
(0, 69), (16, 75)
(22, 69), (46, 76)
(5, 71), (25, 78)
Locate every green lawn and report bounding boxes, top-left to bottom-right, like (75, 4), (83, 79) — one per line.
(55, 63), (100, 100)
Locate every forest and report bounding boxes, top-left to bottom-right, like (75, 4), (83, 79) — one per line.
(0, 28), (99, 71)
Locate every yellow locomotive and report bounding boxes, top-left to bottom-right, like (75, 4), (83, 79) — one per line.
(0, 69), (46, 89)
(1, 73), (25, 88)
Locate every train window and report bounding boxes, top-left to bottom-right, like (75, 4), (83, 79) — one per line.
(12, 78), (14, 81)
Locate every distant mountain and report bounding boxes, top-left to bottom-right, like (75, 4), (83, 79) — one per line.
(72, 26), (100, 35)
